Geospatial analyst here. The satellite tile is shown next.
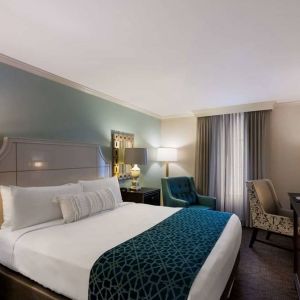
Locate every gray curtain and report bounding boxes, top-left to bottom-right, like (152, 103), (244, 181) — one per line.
(243, 110), (270, 225)
(195, 110), (270, 225)
(245, 111), (269, 180)
(195, 117), (210, 195)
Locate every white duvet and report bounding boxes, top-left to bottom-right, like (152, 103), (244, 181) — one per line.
(0, 203), (241, 300)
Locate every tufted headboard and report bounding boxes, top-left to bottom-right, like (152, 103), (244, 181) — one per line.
(0, 137), (111, 225)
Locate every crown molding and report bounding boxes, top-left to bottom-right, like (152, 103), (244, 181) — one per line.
(0, 53), (161, 119)
(275, 100), (300, 107)
(160, 112), (195, 120)
(193, 101), (276, 117)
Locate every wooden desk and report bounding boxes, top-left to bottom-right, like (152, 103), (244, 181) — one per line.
(289, 193), (300, 298)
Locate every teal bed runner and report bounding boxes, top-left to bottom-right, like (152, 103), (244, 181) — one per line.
(89, 208), (232, 300)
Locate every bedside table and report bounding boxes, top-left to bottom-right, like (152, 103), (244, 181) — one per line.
(121, 188), (161, 206)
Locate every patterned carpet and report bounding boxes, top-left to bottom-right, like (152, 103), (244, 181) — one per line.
(230, 228), (298, 300)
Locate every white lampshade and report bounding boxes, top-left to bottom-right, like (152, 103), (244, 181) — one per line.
(157, 147), (178, 162)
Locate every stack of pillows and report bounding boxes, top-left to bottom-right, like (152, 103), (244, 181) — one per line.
(0, 176), (123, 231)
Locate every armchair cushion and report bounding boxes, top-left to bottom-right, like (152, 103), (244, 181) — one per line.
(168, 177), (197, 204)
(277, 207), (293, 219)
(168, 196), (189, 208)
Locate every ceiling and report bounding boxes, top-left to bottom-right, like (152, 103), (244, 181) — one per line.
(0, 0), (300, 118)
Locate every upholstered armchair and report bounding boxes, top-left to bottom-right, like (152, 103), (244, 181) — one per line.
(161, 176), (216, 210)
(246, 179), (296, 249)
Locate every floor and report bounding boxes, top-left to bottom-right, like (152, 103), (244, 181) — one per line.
(230, 228), (298, 299)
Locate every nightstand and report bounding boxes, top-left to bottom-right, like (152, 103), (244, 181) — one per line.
(121, 188), (161, 206)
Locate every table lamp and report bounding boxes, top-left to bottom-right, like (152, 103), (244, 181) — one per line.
(124, 148), (147, 190)
(157, 147), (178, 177)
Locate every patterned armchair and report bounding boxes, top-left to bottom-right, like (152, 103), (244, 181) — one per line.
(161, 176), (216, 210)
(246, 179), (296, 248)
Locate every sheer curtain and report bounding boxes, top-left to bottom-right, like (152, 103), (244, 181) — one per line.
(195, 111), (269, 225)
(208, 113), (246, 221)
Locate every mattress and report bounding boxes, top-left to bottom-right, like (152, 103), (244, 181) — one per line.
(0, 203), (241, 300)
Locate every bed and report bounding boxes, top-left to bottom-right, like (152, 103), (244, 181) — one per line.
(0, 137), (241, 300)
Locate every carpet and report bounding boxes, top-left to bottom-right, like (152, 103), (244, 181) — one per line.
(230, 228), (298, 299)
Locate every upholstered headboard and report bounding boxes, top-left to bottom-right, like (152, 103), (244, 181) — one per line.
(0, 137), (111, 225)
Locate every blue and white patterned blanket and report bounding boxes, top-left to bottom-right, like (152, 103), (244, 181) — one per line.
(89, 208), (232, 300)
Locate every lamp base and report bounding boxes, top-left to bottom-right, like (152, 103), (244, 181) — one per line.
(130, 164), (141, 191)
(129, 182), (141, 191)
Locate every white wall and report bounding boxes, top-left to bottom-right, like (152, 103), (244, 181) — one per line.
(269, 102), (300, 207)
(161, 117), (197, 177)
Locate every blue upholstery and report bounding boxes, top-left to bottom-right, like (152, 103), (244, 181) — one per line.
(168, 177), (197, 204)
(161, 176), (216, 210)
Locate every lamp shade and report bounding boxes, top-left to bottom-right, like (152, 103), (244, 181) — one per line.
(157, 147), (178, 162)
(124, 148), (147, 165)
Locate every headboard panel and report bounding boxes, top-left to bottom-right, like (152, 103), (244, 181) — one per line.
(0, 137), (111, 225)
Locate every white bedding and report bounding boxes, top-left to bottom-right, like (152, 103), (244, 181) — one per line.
(0, 203), (241, 300)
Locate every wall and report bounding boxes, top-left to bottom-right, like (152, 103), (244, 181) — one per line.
(269, 103), (300, 207)
(161, 117), (197, 177)
(0, 63), (161, 187)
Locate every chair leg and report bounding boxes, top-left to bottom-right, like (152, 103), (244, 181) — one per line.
(249, 228), (258, 248)
(266, 231), (271, 240)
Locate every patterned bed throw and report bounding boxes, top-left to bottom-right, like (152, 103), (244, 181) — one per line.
(89, 208), (232, 300)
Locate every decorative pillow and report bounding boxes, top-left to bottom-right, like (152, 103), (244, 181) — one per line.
(79, 176), (122, 205)
(55, 189), (116, 223)
(1, 183), (82, 231)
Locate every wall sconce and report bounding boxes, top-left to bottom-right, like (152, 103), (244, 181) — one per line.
(157, 148), (178, 177)
(32, 161), (46, 168)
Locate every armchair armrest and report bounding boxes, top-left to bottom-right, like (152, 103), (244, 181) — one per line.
(197, 194), (216, 210)
(265, 212), (293, 223)
(252, 210), (294, 236)
(169, 196), (190, 208)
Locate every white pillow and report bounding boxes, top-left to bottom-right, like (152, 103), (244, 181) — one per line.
(1, 183), (82, 230)
(54, 189), (116, 223)
(1, 185), (13, 229)
(79, 176), (122, 205)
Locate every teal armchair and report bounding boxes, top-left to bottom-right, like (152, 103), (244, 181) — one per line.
(161, 176), (216, 210)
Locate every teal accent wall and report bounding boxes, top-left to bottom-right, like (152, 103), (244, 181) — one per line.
(0, 63), (161, 187)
